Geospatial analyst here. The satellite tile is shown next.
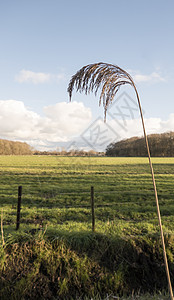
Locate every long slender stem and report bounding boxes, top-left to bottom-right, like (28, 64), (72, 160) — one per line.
(133, 84), (173, 300)
(1, 209), (5, 246)
(68, 62), (173, 298)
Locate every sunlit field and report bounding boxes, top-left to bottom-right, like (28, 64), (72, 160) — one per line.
(1, 155), (174, 233)
(0, 155), (174, 299)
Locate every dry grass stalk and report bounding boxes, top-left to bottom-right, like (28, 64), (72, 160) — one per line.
(1, 208), (5, 246)
(68, 62), (174, 300)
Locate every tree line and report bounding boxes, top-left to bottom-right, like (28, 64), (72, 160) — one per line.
(33, 149), (105, 156)
(0, 139), (105, 156)
(106, 132), (174, 157)
(1, 131), (173, 156)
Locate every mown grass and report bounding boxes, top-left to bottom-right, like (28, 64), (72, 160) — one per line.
(0, 156), (174, 299)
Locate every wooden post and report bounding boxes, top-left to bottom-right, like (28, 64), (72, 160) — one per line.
(16, 186), (22, 230)
(91, 186), (95, 232)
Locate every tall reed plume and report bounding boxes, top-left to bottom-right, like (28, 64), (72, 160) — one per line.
(68, 62), (174, 300)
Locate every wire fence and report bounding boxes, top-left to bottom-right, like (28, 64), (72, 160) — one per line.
(4, 185), (172, 232)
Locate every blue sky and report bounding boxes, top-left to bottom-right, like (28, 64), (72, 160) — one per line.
(0, 0), (174, 151)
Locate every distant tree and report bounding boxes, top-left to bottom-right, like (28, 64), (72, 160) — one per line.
(106, 132), (174, 157)
(0, 139), (32, 155)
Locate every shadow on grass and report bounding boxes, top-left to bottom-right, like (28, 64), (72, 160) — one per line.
(1, 227), (174, 299)
(47, 229), (174, 293)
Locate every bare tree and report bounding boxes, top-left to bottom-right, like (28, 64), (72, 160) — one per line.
(68, 62), (173, 299)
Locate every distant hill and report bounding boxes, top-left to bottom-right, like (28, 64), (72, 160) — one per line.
(0, 139), (32, 155)
(106, 132), (174, 157)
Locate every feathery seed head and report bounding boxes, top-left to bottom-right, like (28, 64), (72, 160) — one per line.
(67, 62), (134, 121)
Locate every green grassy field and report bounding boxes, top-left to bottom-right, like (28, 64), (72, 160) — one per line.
(0, 155), (174, 299)
(1, 156), (174, 233)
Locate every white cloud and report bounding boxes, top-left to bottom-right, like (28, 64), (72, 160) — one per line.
(0, 100), (40, 138)
(133, 72), (165, 83)
(114, 114), (173, 138)
(15, 69), (65, 84)
(0, 100), (92, 148)
(109, 114), (174, 143)
(78, 114), (174, 151)
(127, 69), (166, 84)
(55, 114), (174, 152)
(43, 102), (92, 136)
(157, 113), (174, 133)
(0, 99), (173, 151)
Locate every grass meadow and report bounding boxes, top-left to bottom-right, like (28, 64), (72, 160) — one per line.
(0, 155), (174, 299)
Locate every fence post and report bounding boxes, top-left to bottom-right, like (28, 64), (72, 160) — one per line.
(16, 186), (22, 230)
(91, 186), (95, 232)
